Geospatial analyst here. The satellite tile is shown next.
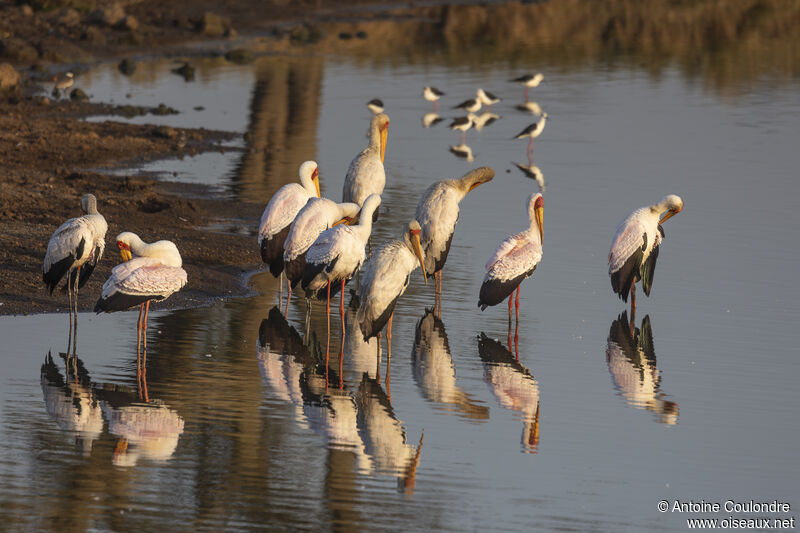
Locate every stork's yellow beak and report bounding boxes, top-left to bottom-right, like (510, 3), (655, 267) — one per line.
(659, 208), (680, 224)
(535, 206), (543, 243)
(411, 232), (427, 284)
(332, 217), (350, 227)
(380, 124), (388, 164)
(313, 171), (321, 198)
(120, 248), (133, 262)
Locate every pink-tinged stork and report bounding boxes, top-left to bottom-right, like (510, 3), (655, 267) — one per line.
(302, 194), (382, 339)
(94, 232), (187, 387)
(258, 161), (321, 300)
(479, 193), (543, 326)
(608, 194), (684, 320)
(43, 193), (108, 351)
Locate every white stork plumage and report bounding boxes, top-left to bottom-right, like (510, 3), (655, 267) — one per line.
(43, 193), (107, 343)
(476, 88), (501, 108)
(283, 197), (360, 290)
(514, 112), (548, 161)
(356, 220), (426, 350)
(608, 194), (684, 316)
(415, 167), (495, 298)
(94, 232), (188, 358)
(479, 193), (543, 324)
(343, 113), (389, 210)
(302, 194), (382, 324)
(258, 161), (321, 279)
(510, 73), (543, 101)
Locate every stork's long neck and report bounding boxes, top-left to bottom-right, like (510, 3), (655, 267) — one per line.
(355, 203), (378, 242)
(127, 234), (149, 257)
(367, 124), (382, 153)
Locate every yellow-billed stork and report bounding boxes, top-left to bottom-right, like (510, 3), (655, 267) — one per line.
(94, 232), (188, 361)
(343, 113), (389, 210)
(479, 193), (543, 324)
(608, 194), (684, 317)
(258, 161), (320, 278)
(415, 167), (494, 300)
(356, 220), (426, 359)
(283, 198), (361, 293)
(302, 194), (382, 328)
(43, 193), (107, 346)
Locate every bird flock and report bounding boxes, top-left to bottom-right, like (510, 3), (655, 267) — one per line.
(41, 71), (683, 396)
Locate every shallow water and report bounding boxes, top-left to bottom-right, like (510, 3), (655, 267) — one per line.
(2, 22), (800, 532)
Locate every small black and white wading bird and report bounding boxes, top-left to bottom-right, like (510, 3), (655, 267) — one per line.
(258, 161), (321, 299)
(356, 220), (427, 358)
(343, 113), (389, 214)
(423, 86), (445, 110)
(52, 72), (74, 98)
(453, 97), (482, 114)
(476, 88), (501, 109)
(283, 197), (361, 294)
(449, 143), (474, 162)
(366, 98), (384, 114)
(94, 232), (188, 363)
(514, 112), (548, 161)
(448, 115), (474, 144)
(302, 194), (382, 334)
(514, 162), (545, 192)
(422, 112), (444, 128)
(415, 167), (495, 309)
(608, 195), (684, 319)
(510, 73), (543, 101)
(471, 111), (500, 132)
(43, 193), (108, 350)
(479, 193), (543, 326)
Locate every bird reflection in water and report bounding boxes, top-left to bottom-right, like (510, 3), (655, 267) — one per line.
(412, 310), (489, 421)
(513, 162), (545, 192)
(422, 112), (444, 128)
(515, 101), (543, 116)
(257, 307), (422, 489)
(471, 111), (500, 132)
(40, 351), (185, 465)
(41, 351), (104, 455)
(477, 333), (541, 453)
(449, 143), (474, 162)
(606, 312), (679, 425)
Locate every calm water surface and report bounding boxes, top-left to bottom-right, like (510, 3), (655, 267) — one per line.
(1, 33), (799, 532)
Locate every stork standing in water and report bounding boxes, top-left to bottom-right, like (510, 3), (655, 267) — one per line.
(283, 197), (361, 293)
(356, 220), (427, 368)
(479, 193), (543, 328)
(258, 161), (321, 303)
(510, 73), (543, 101)
(302, 194), (382, 346)
(43, 193), (107, 352)
(343, 114), (389, 210)
(94, 232), (187, 383)
(608, 195), (684, 321)
(514, 112), (548, 163)
(415, 167), (494, 313)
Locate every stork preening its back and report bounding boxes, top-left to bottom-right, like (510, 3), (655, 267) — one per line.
(608, 195), (684, 318)
(42, 193), (107, 350)
(479, 193), (544, 326)
(258, 161), (321, 278)
(95, 232), (187, 368)
(415, 166), (494, 306)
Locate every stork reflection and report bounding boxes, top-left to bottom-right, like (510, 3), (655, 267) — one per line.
(477, 333), (540, 453)
(41, 352), (103, 455)
(412, 310), (489, 421)
(40, 352), (185, 464)
(606, 312), (679, 425)
(256, 307), (422, 488)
